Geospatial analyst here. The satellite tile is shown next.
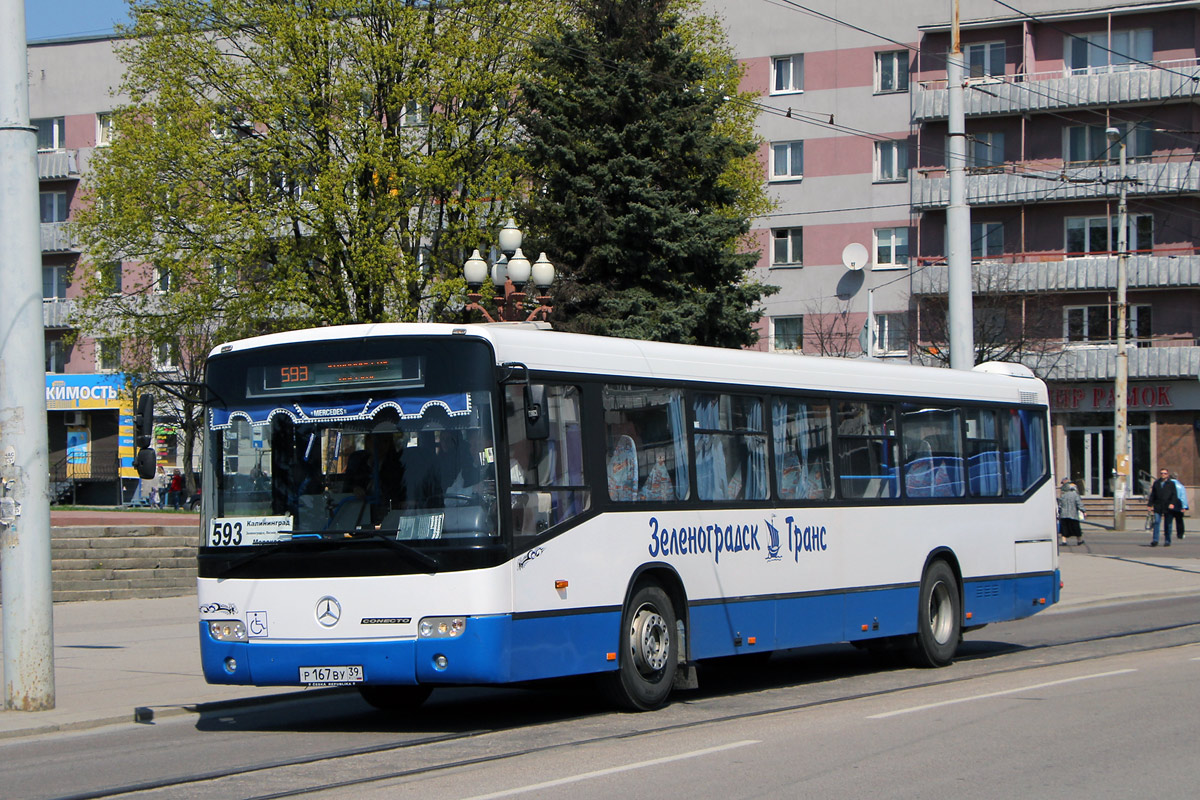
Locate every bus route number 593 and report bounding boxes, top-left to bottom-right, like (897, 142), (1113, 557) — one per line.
(211, 521), (243, 547)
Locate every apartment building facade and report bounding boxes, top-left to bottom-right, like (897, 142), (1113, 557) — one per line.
(709, 0), (1200, 498)
(28, 35), (143, 504)
(24, 1), (1200, 502)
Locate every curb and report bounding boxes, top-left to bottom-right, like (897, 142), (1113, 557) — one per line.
(0, 687), (348, 742)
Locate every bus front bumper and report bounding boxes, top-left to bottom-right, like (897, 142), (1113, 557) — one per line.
(199, 617), (514, 687)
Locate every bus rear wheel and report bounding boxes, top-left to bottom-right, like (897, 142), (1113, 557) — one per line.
(910, 560), (961, 668)
(606, 584), (678, 711)
(358, 684), (433, 712)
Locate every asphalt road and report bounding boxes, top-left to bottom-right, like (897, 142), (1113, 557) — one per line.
(3, 595), (1197, 800)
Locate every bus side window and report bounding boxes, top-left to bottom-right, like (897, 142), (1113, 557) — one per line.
(964, 408), (1002, 497)
(693, 393), (769, 501)
(900, 405), (964, 498)
(1004, 408), (1048, 496)
(835, 402), (899, 499)
(772, 397), (833, 501)
(602, 385), (689, 503)
(505, 383), (589, 539)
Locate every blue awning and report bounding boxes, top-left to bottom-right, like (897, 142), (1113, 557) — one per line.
(210, 393), (472, 429)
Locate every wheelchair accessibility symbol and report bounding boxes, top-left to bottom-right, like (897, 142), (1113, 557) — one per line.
(247, 611), (269, 638)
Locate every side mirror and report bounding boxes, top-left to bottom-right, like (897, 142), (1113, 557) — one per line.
(523, 384), (549, 441)
(134, 392), (157, 479)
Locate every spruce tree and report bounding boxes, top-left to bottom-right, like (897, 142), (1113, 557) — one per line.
(518, 0), (775, 347)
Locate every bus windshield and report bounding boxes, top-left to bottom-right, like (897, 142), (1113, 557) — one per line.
(203, 337), (500, 547)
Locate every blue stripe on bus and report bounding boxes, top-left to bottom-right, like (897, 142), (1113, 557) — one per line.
(199, 571), (1061, 687)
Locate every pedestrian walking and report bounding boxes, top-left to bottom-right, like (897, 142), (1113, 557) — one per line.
(1058, 478), (1085, 545)
(1147, 468), (1179, 546)
(168, 469), (184, 511)
(149, 465), (166, 508)
(1170, 473), (1188, 540)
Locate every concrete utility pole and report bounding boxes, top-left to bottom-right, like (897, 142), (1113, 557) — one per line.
(0, 0), (56, 711)
(1107, 127), (1130, 530)
(946, 0), (975, 370)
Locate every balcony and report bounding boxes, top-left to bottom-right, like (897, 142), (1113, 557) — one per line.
(40, 222), (78, 253)
(912, 253), (1200, 296)
(911, 159), (1200, 210)
(1040, 343), (1200, 382)
(38, 150), (79, 181)
(913, 60), (1200, 121)
(42, 298), (74, 329)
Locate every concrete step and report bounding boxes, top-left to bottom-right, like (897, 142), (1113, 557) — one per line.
(53, 586), (196, 603)
(52, 575), (197, 592)
(52, 546), (196, 561)
(50, 525), (197, 539)
(53, 556), (198, 571)
(53, 538), (196, 553)
(52, 568), (196, 587)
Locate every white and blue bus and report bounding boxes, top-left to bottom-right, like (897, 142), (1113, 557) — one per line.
(193, 323), (1058, 710)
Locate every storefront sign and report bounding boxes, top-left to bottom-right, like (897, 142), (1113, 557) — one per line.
(1050, 384), (1173, 412)
(45, 373), (129, 410)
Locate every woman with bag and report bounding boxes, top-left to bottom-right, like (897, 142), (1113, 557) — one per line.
(1058, 478), (1085, 546)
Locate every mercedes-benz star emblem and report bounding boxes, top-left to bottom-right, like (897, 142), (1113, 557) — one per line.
(315, 596), (341, 628)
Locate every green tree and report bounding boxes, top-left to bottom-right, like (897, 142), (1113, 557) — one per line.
(73, 0), (559, 482)
(516, 0), (775, 347)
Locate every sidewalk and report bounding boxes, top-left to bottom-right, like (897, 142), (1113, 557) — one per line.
(3, 550), (1198, 740)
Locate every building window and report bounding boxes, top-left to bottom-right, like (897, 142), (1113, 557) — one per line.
(770, 141), (803, 181)
(874, 140), (908, 182)
(875, 50), (909, 93)
(1066, 214), (1152, 255)
(968, 132), (1004, 169)
(964, 41), (1005, 78)
(400, 100), (428, 127)
(42, 265), (68, 300)
(772, 316), (804, 351)
(1064, 304), (1152, 344)
(97, 339), (121, 372)
(39, 191), (68, 223)
(33, 117), (65, 150)
(772, 228), (803, 267)
(876, 313), (908, 354)
(45, 340), (66, 373)
(1066, 123), (1151, 163)
(1068, 29), (1151, 74)
(99, 261), (123, 295)
(155, 264), (173, 294)
(154, 341), (180, 370)
(971, 221), (1004, 258)
(97, 112), (115, 146)
(874, 227), (909, 268)
(772, 54), (803, 94)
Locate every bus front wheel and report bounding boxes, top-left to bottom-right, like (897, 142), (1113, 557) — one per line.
(358, 684), (433, 712)
(910, 560), (961, 668)
(606, 584), (678, 711)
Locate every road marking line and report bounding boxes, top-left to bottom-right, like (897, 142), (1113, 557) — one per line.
(455, 740), (761, 800)
(868, 669), (1137, 719)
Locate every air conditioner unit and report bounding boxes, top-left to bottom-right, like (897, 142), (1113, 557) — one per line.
(64, 410), (86, 427)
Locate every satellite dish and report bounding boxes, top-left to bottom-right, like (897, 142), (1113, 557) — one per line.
(842, 242), (869, 271)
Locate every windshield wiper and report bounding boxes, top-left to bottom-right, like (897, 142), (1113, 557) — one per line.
(347, 532), (440, 571)
(213, 531), (439, 576)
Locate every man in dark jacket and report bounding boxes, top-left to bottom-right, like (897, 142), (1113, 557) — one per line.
(1147, 468), (1179, 546)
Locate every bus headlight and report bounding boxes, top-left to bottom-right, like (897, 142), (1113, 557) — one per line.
(418, 617), (466, 638)
(208, 620), (248, 641)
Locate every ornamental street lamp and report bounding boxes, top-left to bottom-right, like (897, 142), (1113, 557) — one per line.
(463, 220), (555, 323)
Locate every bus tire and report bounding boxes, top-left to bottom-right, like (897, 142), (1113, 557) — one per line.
(606, 584), (678, 711)
(911, 560), (961, 668)
(358, 684), (433, 712)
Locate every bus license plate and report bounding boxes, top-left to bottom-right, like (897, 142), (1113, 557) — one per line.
(299, 665), (364, 685)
